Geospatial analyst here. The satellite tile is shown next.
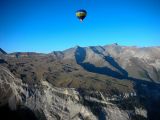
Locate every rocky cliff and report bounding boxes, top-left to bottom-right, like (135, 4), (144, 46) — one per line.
(0, 65), (148, 120)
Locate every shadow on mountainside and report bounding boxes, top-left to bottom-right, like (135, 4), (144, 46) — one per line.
(75, 47), (160, 120)
(104, 56), (128, 77)
(90, 46), (128, 77)
(0, 105), (39, 120)
(75, 47), (127, 79)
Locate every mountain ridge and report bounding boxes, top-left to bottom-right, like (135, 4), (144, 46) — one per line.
(1, 44), (160, 83)
(3, 44), (160, 54)
(0, 48), (7, 55)
(0, 44), (160, 119)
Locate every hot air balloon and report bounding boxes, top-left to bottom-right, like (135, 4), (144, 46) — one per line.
(76, 9), (87, 22)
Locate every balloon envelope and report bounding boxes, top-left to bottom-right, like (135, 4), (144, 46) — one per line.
(76, 9), (87, 21)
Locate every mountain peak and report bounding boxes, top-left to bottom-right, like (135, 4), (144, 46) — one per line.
(112, 43), (119, 46)
(74, 45), (81, 49)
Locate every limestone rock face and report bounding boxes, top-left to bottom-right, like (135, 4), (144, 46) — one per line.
(0, 65), (148, 120)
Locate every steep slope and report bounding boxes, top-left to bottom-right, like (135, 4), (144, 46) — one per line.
(0, 48), (7, 55)
(0, 65), (148, 120)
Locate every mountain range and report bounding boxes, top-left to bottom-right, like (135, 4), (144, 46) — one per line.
(0, 44), (160, 120)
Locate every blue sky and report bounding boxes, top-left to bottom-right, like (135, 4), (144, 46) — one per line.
(0, 0), (160, 53)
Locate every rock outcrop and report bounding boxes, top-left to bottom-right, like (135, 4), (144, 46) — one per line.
(0, 65), (148, 120)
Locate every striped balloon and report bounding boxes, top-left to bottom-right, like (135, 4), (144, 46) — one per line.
(76, 9), (87, 22)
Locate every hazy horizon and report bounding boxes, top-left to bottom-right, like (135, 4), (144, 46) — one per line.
(1, 43), (160, 54)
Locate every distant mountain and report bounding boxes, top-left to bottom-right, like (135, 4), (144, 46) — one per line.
(62, 44), (160, 83)
(0, 44), (160, 120)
